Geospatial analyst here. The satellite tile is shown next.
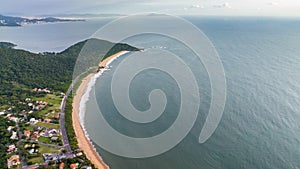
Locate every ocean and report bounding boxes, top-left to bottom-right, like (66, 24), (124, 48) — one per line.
(85, 17), (300, 169)
(2, 16), (300, 169)
(0, 18), (113, 53)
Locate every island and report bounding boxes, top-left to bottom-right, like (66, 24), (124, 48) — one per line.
(0, 14), (84, 27)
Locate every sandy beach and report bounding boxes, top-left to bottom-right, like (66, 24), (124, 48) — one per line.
(72, 51), (128, 169)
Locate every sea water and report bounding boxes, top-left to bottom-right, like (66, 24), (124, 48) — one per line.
(2, 16), (300, 169)
(84, 17), (300, 169)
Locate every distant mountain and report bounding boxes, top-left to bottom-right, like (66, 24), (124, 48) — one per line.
(0, 14), (85, 26)
(0, 42), (16, 49)
(38, 13), (125, 18)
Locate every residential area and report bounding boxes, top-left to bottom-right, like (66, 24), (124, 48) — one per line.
(0, 88), (95, 169)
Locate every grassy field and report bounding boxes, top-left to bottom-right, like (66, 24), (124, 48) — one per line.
(32, 94), (62, 107)
(38, 144), (60, 154)
(31, 94), (62, 118)
(37, 136), (62, 145)
(37, 136), (51, 144)
(25, 143), (61, 165)
(36, 122), (59, 129)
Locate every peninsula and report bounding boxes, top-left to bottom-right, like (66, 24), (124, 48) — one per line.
(0, 14), (84, 27)
(0, 40), (139, 168)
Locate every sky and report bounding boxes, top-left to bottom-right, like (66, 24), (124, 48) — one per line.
(0, 0), (300, 17)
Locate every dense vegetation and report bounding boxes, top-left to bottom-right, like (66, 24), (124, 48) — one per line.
(0, 118), (16, 168)
(0, 39), (139, 167)
(0, 42), (16, 49)
(0, 39), (139, 105)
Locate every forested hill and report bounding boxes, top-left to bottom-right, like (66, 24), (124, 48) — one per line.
(0, 39), (139, 105)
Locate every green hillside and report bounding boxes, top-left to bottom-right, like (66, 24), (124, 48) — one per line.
(0, 39), (139, 105)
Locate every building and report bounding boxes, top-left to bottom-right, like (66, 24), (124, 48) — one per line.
(7, 155), (20, 168)
(70, 163), (78, 169)
(10, 131), (18, 140)
(59, 162), (65, 169)
(50, 137), (59, 142)
(24, 130), (31, 138)
(7, 144), (16, 153)
(32, 131), (39, 140)
(7, 126), (14, 132)
(44, 118), (52, 123)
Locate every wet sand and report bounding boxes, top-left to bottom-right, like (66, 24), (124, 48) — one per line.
(72, 51), (128, 169)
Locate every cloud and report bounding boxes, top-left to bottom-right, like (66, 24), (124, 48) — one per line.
(191, 4), (204, 9)
(184, 4), (204, 10)
(268, 2), (279, 6)
(213, 2), (231, 8)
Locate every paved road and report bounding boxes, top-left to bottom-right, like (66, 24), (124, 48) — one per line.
(16, 121), (28, 169)
(59, 85), (73, 153)
(59, 77), (79, 154)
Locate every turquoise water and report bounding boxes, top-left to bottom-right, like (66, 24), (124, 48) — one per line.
(84, 17), (300, 169)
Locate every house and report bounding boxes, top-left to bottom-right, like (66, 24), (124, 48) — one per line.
(10, 131), (18, 140)
(7, 126), (14, 132)
(76, 152), (83, 157)
(32, 131), (39, 140)
(82, 166), (92, 169)
(8, 116), (19, 122)
(7, 144), (16, 153)
(54, 113), (60, 119)
(30, 118), (38, 125)
(50, 137), (59, 142)
(70, 163), (78, 169)
(24, 130), (31, 138)
(42, 153), (59, 162)
(44, 118), (52, 123)
(28, 149), (35, 154)
(33, 88), (51, 93)
(59, 162), (65, 169)
(48, 129), (59, 137)
(7, 155), (20, 168)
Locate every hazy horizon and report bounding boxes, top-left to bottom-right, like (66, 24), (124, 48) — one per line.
(1, 0), (300, 17)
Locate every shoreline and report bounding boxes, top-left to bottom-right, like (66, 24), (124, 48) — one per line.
(72, 51), (128, 169)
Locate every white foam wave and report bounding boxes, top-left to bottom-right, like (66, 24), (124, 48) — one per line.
(77, 51), (129, 168)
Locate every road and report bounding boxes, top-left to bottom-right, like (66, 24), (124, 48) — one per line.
(59, 77), (79, 154)
(59, 83), (74, 153)
(16, 121), (28, 168)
